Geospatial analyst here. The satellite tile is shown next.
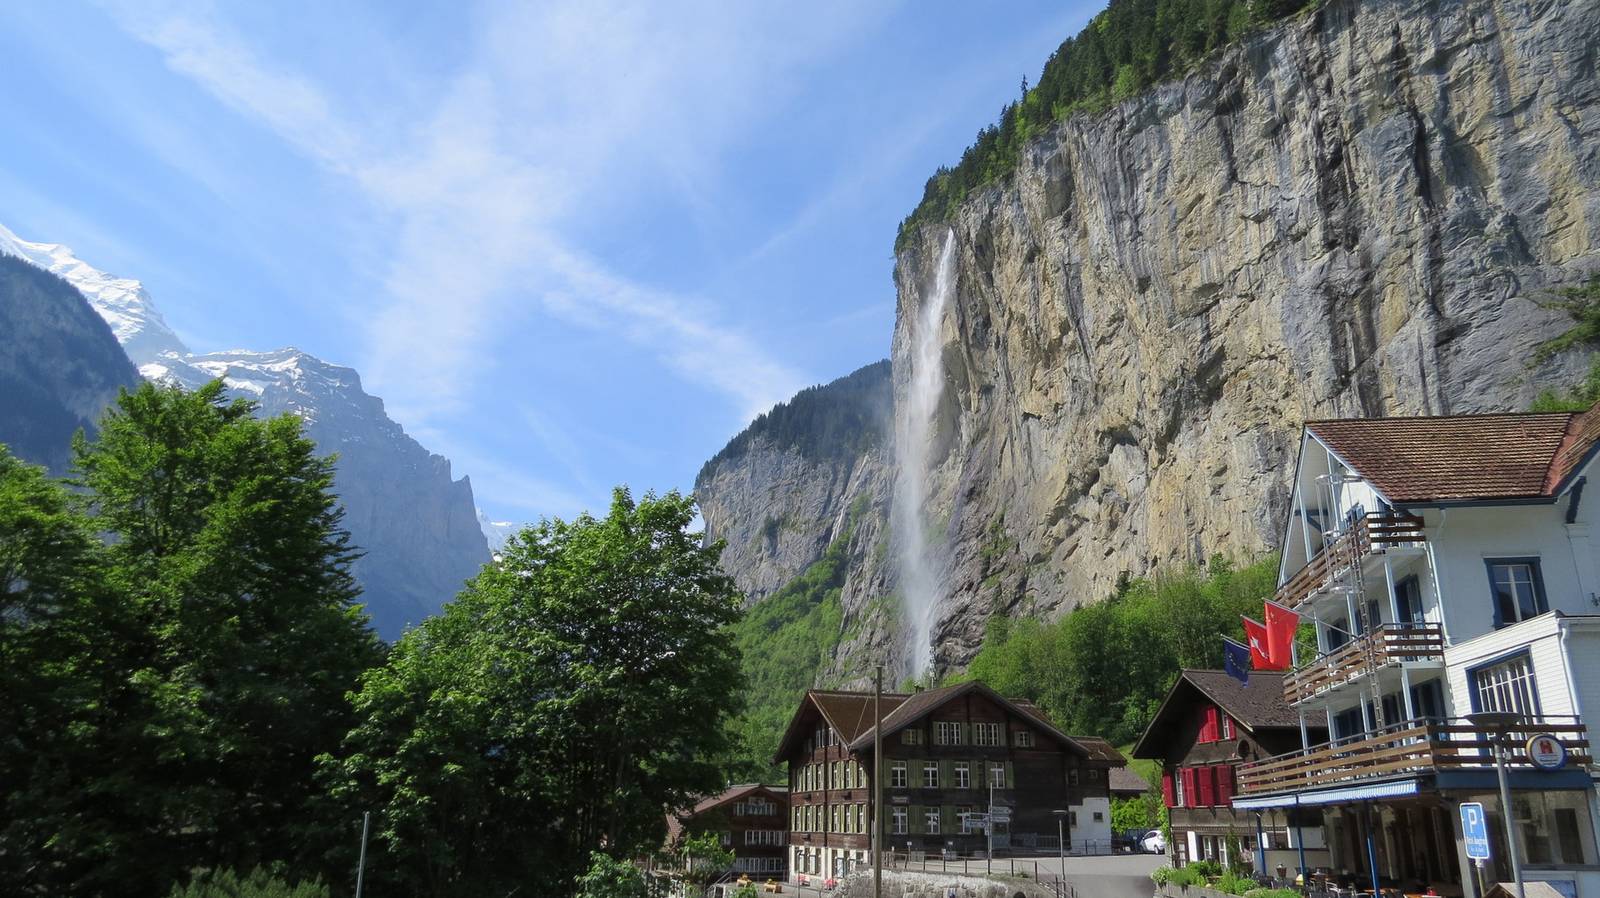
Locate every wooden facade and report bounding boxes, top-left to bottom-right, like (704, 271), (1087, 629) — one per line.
(775, 682), (1119, 879)
(668, 784), (790, 878)
(1132, 671), (1328, 871)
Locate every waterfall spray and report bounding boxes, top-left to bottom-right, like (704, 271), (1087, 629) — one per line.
(893, 229), (957, 680)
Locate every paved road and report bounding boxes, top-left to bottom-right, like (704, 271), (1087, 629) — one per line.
(783, 854), (1162, 898)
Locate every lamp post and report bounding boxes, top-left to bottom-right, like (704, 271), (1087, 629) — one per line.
(1467, 711), (1526, 898)
(1052, 809), (1068, 883)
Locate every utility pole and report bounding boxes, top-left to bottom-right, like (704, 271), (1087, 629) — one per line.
(873, 665), (883, 898)
(355, 810), (371, 898)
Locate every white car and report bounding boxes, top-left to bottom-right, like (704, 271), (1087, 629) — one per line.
(1140, 830), (1165, 854)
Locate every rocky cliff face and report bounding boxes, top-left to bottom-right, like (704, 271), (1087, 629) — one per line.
(696, 362), (892, 606)
(702, 0), (1600, 681)
(0, 255), (141, 473)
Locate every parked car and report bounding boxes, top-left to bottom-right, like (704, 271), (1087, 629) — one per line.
(1140, 830), (1165, 854)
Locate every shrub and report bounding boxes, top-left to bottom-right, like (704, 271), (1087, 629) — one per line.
(1244, 889), (1302, 898)
(1151, 866), (1175, 885)
(1188, 860), (1225, 878)
(1216, 871), (1255, 895)
(167, 868), (328, 898)
(1167, 866), (1208, 887)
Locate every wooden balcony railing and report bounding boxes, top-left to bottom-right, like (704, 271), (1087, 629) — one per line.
(1238, 715), (1590, 796)
(1274, 513), (1427, 610)
(1283, 623), (1445, 705)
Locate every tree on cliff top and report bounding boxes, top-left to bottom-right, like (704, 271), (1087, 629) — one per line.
(899, 0), (1312, 247)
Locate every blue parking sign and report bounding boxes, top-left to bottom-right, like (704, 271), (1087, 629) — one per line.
(1461, 802), (1490, 861)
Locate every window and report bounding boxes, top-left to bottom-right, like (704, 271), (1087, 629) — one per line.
(1395, 575), (1424, 624)
(923, 762), (940, 789)
(901, 728), (922, 745)
(959, 806), (979, 834)
(925, 808), (941, 835)
(720, 831), (732, 846)
(954, 762), (970, 789)
(831, 806), (840, 833)
(1069, 811), (1077, 825)
(892, 808), (908, 834)
(1222, 715), (1234, 740)
(973, 722), (1001, 746)
(1015, 730), (1034, 748)
(856, 804), (865, 833)
(989, 763), (1006, 789)
(1488, 560), (1547, 627)
(1200, 706), (1220, 742)
(1068, 768), (1079, 787)
(845, 762), (855, 789)
(745, 830), (783, 846)
(935, 721), (963, 745)
(1173, 770), (1185, 808)
(890, 761), (907, 788)
(1474, 652), (1540, 717)
(1093, 811), (1104, 822)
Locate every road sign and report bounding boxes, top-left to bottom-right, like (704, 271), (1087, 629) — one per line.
(1527, 733), (1568, 770)
(1461, 802), (1490, 861)
(988, 807), (1011, 822)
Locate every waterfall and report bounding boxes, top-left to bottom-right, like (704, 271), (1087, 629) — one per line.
(893, 229), (956, 680)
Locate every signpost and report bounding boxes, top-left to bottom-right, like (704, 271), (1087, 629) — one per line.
(1461, 802), (1490, 862)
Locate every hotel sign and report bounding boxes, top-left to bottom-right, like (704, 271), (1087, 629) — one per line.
(1526, 733), (1568, 770)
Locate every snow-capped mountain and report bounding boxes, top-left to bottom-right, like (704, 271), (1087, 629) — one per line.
(0, 222), (187, 365)
(476, 509), (522, 552)
(0, 222), (491, 639)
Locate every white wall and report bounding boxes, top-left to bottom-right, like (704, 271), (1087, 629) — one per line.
(1071, 797), (1111, 847)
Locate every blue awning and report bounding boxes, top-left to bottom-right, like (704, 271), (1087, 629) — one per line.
(1232, 778), (1420, 810)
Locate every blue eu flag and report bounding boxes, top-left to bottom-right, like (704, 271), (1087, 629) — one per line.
(1224, 638), (1251, 685)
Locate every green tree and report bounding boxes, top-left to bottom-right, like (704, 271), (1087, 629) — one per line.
(575, 853), (648, 898)
(0, 445), (142, 895)
(323, 488), (745, 897)
(1, 382), (383, 896)
(681, 831), (736, 893)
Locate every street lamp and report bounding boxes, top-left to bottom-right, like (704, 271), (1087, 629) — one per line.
(1466, 711), (1526, 898)
(1052, 810), (1069, 880)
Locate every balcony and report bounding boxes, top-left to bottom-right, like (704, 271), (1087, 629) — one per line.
(1238, 715), (1590, 796)
(1283, 623), (1445, 705)
(1275, 513), (1426, 610)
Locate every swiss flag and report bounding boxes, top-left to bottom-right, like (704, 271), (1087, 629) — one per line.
(1242, 617), (1274, 669)
(1265, 600), (1301, 669)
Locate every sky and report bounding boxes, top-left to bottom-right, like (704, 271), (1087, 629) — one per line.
(0, 0), (1098, 526)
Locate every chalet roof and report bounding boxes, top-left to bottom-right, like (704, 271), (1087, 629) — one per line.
(770, 690), (909, 764)
(1067, 735), (1127, 765)
(666, 783), (788, 844)
(1131, 670), (1320, 760)
(1303, 404), (1600, 503)
(844, 680), (1089, 757)
(1109, 766), (1152, 795)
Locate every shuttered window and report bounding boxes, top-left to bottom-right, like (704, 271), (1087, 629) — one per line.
(1216, 765), (1234, 806)
(1161, 771), (1175, 807)
(1197, 766), (1215, 806)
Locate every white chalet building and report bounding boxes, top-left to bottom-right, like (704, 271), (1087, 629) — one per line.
(1232, 409), (1600, 897)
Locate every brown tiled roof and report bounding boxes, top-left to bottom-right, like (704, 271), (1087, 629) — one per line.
(770, 690), (909, 763)
(1109, 766), (1153, 795)
(845, 681), (1087, 756)
(666, 783), (788, 843)
(1304, 406), (1600, 503)
(1131, 670), (1321, 760)
(1068, 735), (1125, 764)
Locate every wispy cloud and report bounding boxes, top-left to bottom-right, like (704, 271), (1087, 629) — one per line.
(102, 0), (890, 423)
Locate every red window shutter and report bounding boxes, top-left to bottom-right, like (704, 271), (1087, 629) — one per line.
(1204, 707), (1219, 742)
(1182, 767), (1196, 807)
(1197, 766), (1214, 806)
(1161, 771), (1175, 808)
(1217, 765), (1234, 805)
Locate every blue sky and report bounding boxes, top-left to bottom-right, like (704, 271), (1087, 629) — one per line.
(1, 1), (1096, 525)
